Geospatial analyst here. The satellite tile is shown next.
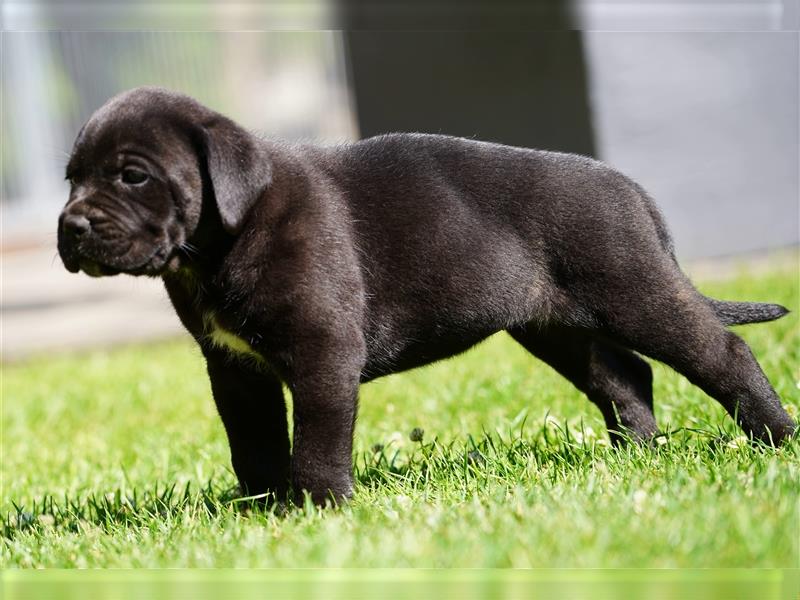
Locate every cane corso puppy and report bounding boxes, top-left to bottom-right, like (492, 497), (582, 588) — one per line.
(58, 87), (796, 505)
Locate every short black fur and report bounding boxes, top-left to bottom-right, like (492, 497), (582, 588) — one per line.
(58, 87), (797, 505)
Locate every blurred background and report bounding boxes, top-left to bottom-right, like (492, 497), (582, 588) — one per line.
(2, 0), (798, 360)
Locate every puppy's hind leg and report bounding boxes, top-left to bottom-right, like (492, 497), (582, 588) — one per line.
(596, 278), (797, 445)
(508, 325), (658, 445)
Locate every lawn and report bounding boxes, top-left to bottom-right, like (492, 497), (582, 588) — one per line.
(2, 266), (798, 569)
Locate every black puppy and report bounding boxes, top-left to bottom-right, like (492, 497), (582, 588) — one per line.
(58, 87), (796, 505)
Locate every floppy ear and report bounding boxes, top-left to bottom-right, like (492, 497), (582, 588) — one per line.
(201, 116), (272, 234)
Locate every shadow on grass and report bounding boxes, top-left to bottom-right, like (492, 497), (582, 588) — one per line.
(4, 418), (779, 540)
(352, 416), (773, 496)
(1, 480), (251, 541)
(1, 425), (592, 539)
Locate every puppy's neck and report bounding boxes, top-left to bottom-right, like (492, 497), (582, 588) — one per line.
(177, 190), (236, 272)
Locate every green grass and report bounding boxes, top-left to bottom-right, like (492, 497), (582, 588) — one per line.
(2, 267), (798, 568)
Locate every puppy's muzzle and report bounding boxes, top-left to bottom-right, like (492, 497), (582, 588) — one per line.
(58, 206), (123, 276)
(58, 205), (178, 277)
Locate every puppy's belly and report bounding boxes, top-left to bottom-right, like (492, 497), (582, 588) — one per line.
(362, 328), (498, 381)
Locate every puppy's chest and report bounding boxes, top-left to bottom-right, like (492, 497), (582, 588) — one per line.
(202, 310), (263, 361)
(174, 271), (266, 361)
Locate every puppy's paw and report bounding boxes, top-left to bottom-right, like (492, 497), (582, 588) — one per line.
(292, 474), (353, 508)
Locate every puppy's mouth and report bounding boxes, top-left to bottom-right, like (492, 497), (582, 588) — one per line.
(62, 245), (180, 278)
(77, 259), (121, 277)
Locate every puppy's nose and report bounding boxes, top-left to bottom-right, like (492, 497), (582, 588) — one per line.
(62, 213), (91, 238)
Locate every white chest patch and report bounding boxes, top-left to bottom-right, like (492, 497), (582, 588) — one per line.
(203, 312), (263, 360)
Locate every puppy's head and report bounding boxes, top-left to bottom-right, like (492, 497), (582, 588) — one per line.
(58, 86), (271, 277)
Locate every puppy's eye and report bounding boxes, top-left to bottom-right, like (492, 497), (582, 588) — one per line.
(121, 169), (149, 185)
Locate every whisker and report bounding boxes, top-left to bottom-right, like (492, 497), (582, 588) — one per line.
(179, 242), (202, 259)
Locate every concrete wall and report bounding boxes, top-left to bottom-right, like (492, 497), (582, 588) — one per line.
(585, 31), (798, 259)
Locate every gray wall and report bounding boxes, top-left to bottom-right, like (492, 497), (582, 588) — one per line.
(585, 32), (798, 258)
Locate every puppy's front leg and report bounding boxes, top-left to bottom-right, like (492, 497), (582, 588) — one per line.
(204, 349), (291, 502)
(289, 342), (365, 506)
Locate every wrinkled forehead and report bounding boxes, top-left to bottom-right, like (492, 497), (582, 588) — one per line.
(67, 100), (195, 173)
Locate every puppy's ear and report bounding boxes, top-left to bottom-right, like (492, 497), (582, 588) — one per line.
(201, 116), (271, 234)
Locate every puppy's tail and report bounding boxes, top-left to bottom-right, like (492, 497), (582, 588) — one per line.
(707, 297), (790, 326)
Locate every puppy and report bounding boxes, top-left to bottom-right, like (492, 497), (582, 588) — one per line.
(58, 87), (796, 505)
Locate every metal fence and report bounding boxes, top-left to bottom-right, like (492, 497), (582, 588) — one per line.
(2, 29), (355, 228)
